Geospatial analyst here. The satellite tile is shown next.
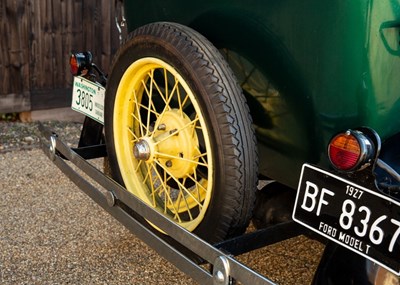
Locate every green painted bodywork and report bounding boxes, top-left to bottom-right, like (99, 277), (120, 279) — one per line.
(123, 0), (400, 188)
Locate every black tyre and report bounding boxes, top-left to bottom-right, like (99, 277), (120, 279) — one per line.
(104, 22), (257, 243)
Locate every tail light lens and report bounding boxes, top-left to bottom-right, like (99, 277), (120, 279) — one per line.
(328, 130), (375, 171)
(70, 55), (79, 75)
(69, 52), (93, 76)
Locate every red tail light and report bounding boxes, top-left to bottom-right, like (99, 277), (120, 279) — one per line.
(328, 130), (375, 171)
(69, 52), (93, 76)
(70, 55), (79, 75)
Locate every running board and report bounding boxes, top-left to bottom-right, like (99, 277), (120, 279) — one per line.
(38, 123), (305, 285)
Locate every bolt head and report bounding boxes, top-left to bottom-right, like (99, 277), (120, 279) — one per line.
(215, 271), (225, 283)
(157, 123), (166, 131)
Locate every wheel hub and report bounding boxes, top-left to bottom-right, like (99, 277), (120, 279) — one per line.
(132, 109), (200, 179)
(154, 109), (200, 178)
(133, 139), (151, 161)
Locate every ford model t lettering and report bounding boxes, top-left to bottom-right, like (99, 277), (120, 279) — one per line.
(40, 1), (400, 284)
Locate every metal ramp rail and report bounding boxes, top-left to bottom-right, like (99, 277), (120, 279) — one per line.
(39, 123), (306, 285)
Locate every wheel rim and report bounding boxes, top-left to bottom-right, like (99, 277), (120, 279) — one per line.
(113, 57), (213, 231)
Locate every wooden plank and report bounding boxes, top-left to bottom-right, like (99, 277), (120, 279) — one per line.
(101, 0), (111, 71)
(28, 0), (41, 89)
(61, 0), (73, 86)
(29, 0), (45, 89)
(0, 0), (9, 95)
(73, 0), (83, 49)
(52, 0), (65, 88)
(82, 0), (96, 52)
(30, 88), (72, 110)
(44, 0), (54, 88)
(1, 0), (30, 96)
(19, 0), (30, 91)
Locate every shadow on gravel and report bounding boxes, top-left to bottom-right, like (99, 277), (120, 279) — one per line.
(0, 121), (83, 153)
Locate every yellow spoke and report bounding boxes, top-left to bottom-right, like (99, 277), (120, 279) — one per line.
(149, 178), (164, 196)
(127, 126), (140, 142)
(191, 114), (199, 137)
(135, 159), (143, 172)
(161, 185), (182, 221)
(146, 163), (157, 207)
(165, 188), (182, 222)
(151, 71), (168, 103)
(141, 78), (151, 98)
(176, 83), (184, 116)
(153, 184), (164, 196)
(148, 163), (181, 220)
(142, 163), (151, 185)
(154, 151), (208, 167)
(152, 170), (172, 196)
(173, 188), (184, 219)
(181, 93), (190, 109)
(161, 76), (179, 113)
(194, 148), (209, 165)
(199, 153), (208, 165)
(150, 78), (180, 138)
(164, 68), (169, 100)
(143, 70), (154, 133)
(168, 184), (194, 221)
(184, 173), (208, 194)
(148, 163), (178, 215)
(194, 150), (207, 159)
(192, 171), (201, 204)
(132, 89), (146, 136)
(154, 70), (178, 109)
(154, 160), (203, 208)
(137, 102), (160, 118)
(179, 184), (194, 221)
(157, 175), (174, 199)
(163, 170), (169, 213)
(130, 112), (149, 135)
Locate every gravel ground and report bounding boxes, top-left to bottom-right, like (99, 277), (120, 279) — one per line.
(0, 121), (324, 284)
(0, 121), (82, 153)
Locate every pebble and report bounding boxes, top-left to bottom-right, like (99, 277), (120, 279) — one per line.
(23, 136), (35, 143)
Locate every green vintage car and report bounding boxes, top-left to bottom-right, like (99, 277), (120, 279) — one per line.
(63, 0), (400, 284)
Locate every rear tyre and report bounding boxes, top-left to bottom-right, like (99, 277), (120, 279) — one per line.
(105, 22), (257, 243)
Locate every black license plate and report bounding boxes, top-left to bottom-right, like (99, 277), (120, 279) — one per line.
(293, 164), (400, 275)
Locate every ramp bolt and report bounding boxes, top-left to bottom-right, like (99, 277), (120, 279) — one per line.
(106, 191), (116, 207)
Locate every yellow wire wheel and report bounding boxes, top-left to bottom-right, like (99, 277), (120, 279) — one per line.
(105, 22), (258, 244)
(113, 57), (212, 231)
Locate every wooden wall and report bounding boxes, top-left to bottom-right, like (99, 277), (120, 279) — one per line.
(0, 0), (124, 112)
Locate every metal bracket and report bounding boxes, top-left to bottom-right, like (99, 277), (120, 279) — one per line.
(213, 256), (231, 285)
